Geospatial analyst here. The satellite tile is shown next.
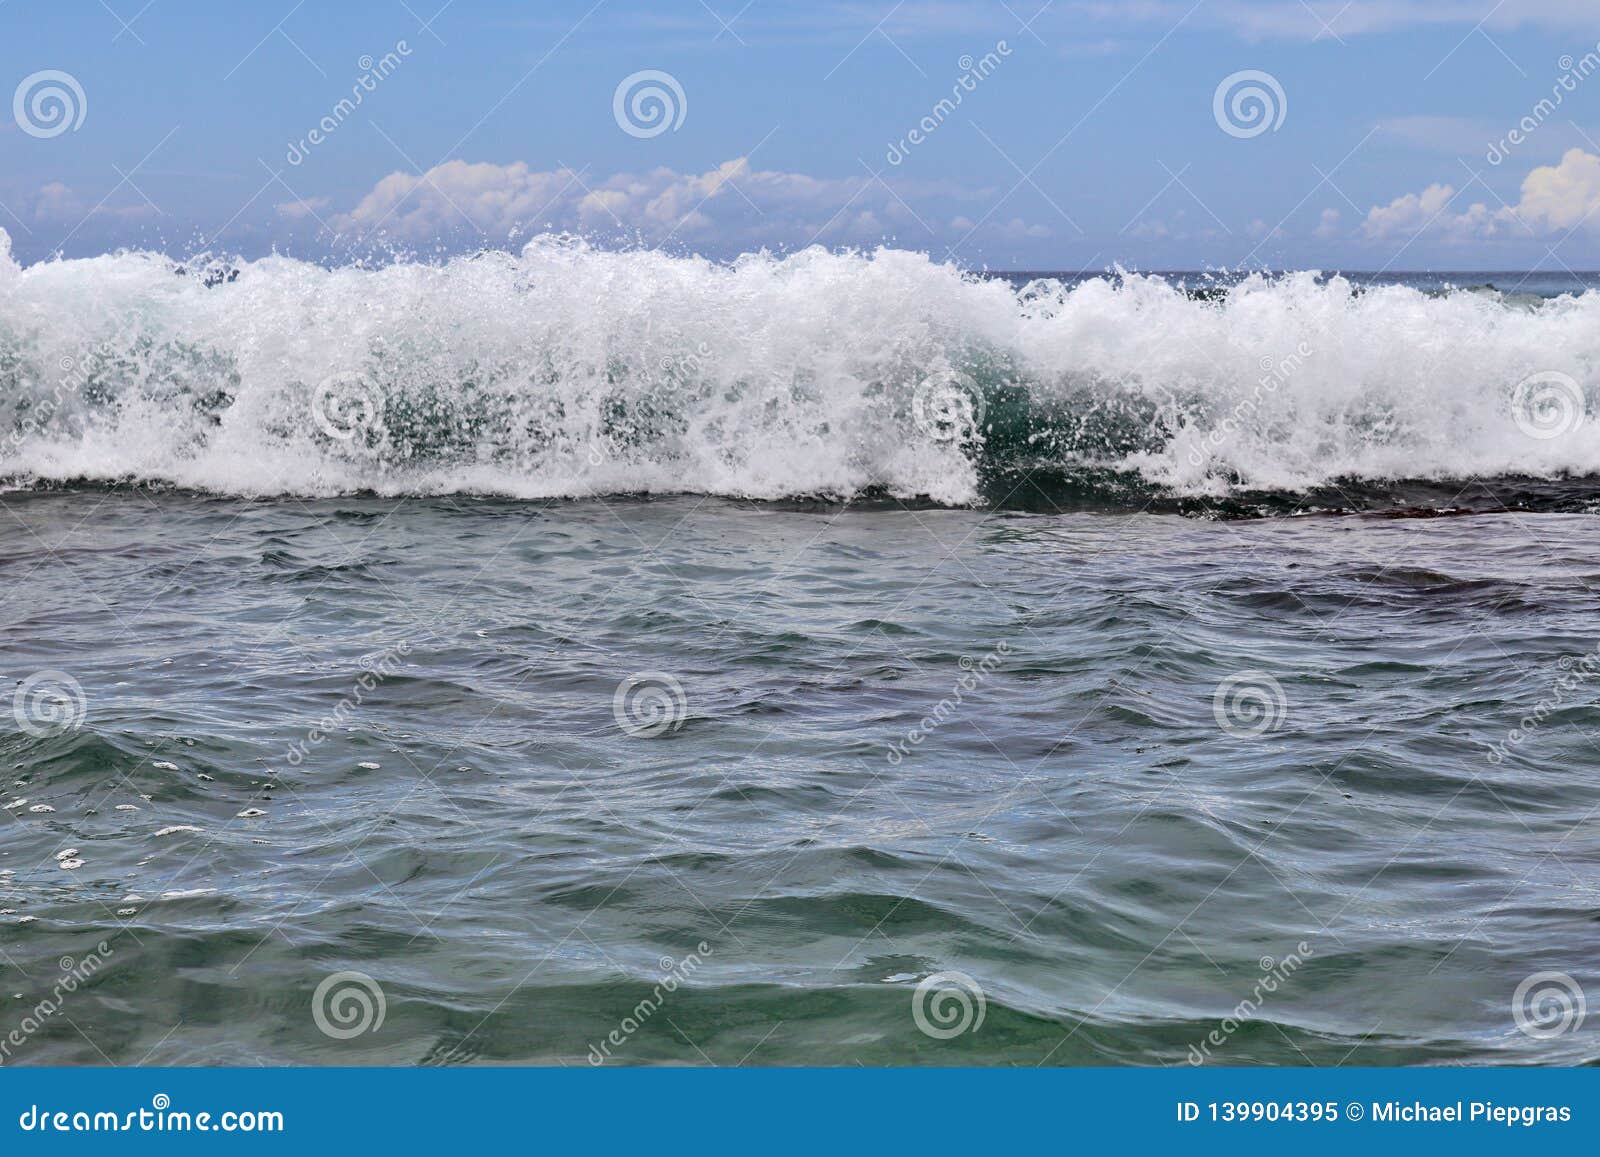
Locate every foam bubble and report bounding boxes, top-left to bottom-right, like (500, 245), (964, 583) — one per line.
(1, 234), (1597, 503)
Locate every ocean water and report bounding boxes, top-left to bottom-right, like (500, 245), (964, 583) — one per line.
(2, 237), (1599, 1066)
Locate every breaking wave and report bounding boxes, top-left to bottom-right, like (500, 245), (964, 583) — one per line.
(3, 228), (1600, 512)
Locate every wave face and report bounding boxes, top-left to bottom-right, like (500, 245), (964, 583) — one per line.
(3, 229), (1600, 508)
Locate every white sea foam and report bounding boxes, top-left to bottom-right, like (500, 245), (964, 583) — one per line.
(2, 228), (1598, 504)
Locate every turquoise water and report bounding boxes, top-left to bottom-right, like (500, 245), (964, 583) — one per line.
(3, 489), (1598, 1065)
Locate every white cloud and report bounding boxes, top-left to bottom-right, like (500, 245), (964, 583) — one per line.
(276, 196), (330, 221)
(1063, 0), (1597, 39)
(1127, 218), (1172, 240)
(1361, 148), (1600, 240)
(1362, 181), (1465, 238)
(995, 216), (1051, 239)
(1375, 116), (1500, 154)
(29, 182), (158, 225)
(1514, 147), (1600, 231)
(1123, 209), (1226, 243)
(1313, 207), (1341, 238)
(32, 182), (83, 223)
(586, 1), (1595, 42)
(314, 156), (1040, 248)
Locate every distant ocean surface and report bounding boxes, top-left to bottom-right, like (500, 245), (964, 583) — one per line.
(2, 238), (1598, 1065)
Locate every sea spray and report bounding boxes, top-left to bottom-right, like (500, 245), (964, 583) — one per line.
(1, 233), (1598, 504)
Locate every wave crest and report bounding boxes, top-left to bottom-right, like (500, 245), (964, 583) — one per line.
(3, 231), (1599, 508)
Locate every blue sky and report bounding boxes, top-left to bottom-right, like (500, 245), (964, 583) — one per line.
(3, 0), (1600, 269)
